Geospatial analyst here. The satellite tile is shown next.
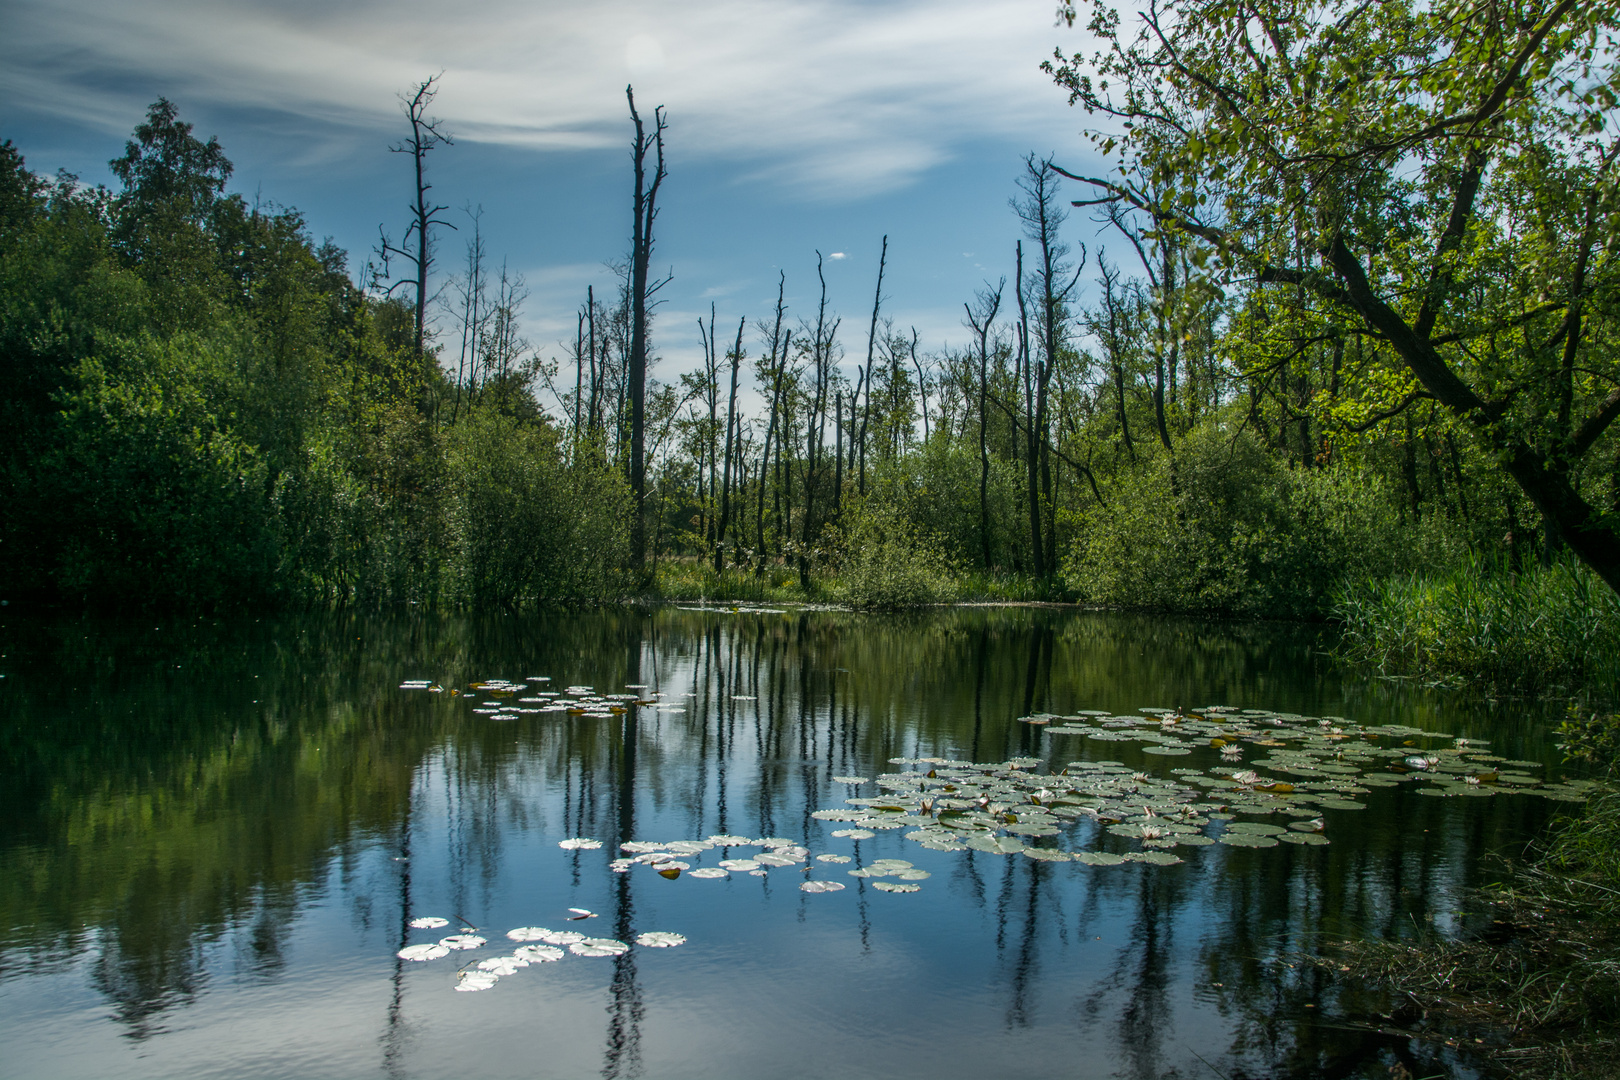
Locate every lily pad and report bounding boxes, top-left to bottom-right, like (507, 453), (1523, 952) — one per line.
(817, 854), (852, 863)
(456, 971), (499, 991)
(506, 927), (551, 942)
(831, 829), (875, 840)
(558, 838), (602, 850)
(570, 938), (630, 957)
(440, 934), (486, 950)
(478, 956), (528, 974)
(687, 867), (729, 879)
(1279, 832), (1330, 845)
(514, 944), (564, 962)
(409, 916), (449, 929)
(635, 932), (687, 947)
(800, 880), (846, 893)
(397, 943), (449, 961)
(539, 930), (586, 945)
(871, 881), (920, 893)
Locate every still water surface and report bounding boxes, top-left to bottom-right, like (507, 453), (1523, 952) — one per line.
(0, 608), (1569, 1078)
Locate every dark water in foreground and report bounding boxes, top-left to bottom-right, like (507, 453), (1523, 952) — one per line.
(0, 607), (1572, 1079)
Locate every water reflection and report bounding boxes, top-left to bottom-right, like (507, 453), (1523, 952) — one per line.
(0, 607), (1569, 1079)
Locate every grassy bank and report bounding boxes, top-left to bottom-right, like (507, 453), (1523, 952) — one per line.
(1324, 775), (1620, 1079)
(1334, 560), (1620, 698)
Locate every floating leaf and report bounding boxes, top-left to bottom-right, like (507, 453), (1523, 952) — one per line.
(817, 853), (852, 863)
(514, 945), (564, 963)
(570, 938), (629, 957)
(831, 829), (875, 840)
(506, 927), (551, 942)
(397, 943), (449, 961)
(559, 838), (603, 851)
(719, 859), (760, 871)
(456, 971), (499, 991)
(688, 868), (729, 879)
(478, 956), (528, 974)
(1279, 832), (1330, 845)
(831, 776), (870, 784)
(539, 930), (586, 945)
(409, 917), (449, 929)
(800, 880), (846, 893)
(439, 934), (486, 950)
(635, 932), (686, 948)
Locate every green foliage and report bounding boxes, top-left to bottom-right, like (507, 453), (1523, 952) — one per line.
(1559, 708), (1620, 770)
(449, 411), (628, 603)
(1335, 559), (1620, 694)
(1063, 427), (1411, 617)
(45, 335), (278, 606)
(831, 500), (958, 610)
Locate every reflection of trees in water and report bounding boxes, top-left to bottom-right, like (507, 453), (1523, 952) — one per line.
(0, 607), (1567, 1074)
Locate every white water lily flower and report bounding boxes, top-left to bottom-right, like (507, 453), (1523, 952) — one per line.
(397, 943), (449, 961)
(507, 927), (551, 942)
(439, 934), (486, 950)
(559, 838), (602, 850)
(635, 932), (686, 947)
(408, 916), (450, 929)
(569, 938), (629, 957)
(456, 971), (499, 991)
(514, 944), (564, 962)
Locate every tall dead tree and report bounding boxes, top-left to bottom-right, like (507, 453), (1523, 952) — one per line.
(378, 75), (455, 376)
(859, 236), (887, 495)
(965, 279), (1004, 568)
(626, 85), (667, 571)
(1013, 155), (1085, 578)
(716, 316), (744, 572)
(756, 274), (787, 572)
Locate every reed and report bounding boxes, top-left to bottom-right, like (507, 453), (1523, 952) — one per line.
(1334, 559), (1620, 697)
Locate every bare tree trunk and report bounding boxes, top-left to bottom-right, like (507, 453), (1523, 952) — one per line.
(833, 390), (844, 519)
(859, 236), (887, 496)
(716, 316), (743, 573)
(756, 277), (787, 573)
(966, 280), (1003, 570)
(1015, 242), (1043, 578)
(626, 85), (667, 573)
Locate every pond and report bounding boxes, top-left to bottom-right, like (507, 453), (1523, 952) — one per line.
(0, 607), (1582, 1079)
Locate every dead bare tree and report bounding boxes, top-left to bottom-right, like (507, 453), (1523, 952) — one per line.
(377, 75), (455, 378)
(626, 84), (668, 572)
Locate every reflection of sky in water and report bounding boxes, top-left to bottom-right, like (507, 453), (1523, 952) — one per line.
(0, 609), (1568, 1079)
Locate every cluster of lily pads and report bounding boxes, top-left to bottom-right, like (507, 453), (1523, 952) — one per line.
(804, 705), (1596, 862)
(399, 678), (692, 718)
(397, 913), (687, 992)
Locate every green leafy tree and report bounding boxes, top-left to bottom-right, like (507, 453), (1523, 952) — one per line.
(1047, 0), (1620, 593)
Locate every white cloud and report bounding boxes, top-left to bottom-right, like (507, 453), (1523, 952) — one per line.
(0, 0), (1094, 199)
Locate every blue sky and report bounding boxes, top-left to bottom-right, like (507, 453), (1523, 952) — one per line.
(0, 0), (1114, 388)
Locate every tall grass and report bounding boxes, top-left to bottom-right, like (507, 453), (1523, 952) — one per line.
(649, 559), (809, 604)
(1334, 558), (1620, 696)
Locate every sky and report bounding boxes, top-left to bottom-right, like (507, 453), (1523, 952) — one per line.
(0, 0), (1119, 393)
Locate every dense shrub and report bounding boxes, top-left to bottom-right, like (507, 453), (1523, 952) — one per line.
(1061, 427), (1415, 618)
(832, 500), (957, 609)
